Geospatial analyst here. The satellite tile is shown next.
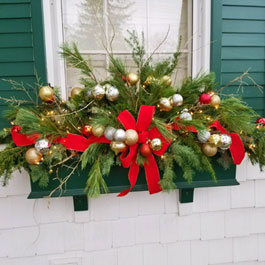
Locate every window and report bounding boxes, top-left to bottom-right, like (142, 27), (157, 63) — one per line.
(43, 0), (211, 98)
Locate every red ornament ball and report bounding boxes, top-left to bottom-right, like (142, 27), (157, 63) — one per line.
(256, 117), (265, 126)
(82, 124), (92, 137)
(140, 143), (152, 157)
(199, 93), (211, 104)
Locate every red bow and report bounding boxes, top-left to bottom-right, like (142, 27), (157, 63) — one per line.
(11, 126), (40, 146)
(210, 121), (245, 165)
(117, 105), (171, 196)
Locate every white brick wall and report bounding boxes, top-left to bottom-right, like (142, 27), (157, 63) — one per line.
(0, 160), (265, 265)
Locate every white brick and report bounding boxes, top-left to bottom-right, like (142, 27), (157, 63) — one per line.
(246, 162), (265, 180)
(84, 221), (112, 251)
(118, 246), (143, 265)
(191, 240), (208, 265)
(177, 214), (200, 240)
(35, 197), (73, 223)
(233, 235), (258, 262)
(144, 244), (167, 265)
(225, 208), (251, 237)
(138, 192), (164, 215)
(6, 226), (39, 258)
(231, 181), (255, 208)
(0, 197), (13, 229)
(208, 187), (230, 212)
(90, 194), (119, 221)
(255, 180), (265, 207)
(118, 192), (138, 218)
(236, 154), (248, 182)
(36, 223), (65, 255)
(112, 218), (135, 247)
(0, 169), (30, 197)
(201, 212), (224, 240)
(93, 249), (117, 265)
(167, 242), (191, 265)
(178, 202), (193, 216)
(193, 188), (209, 213)
(74, 210), (90, 223)
(0, 256), (46, 265)
(159, 214), (178, 243)
(49, 256), (82, 265)
(135, 215), (159, 244)
(251, 208), (265, 234)
(208, 238), (233, 264)
(64, 222), (84, 251)
(164, 191), (178, 214)
(258, 234), (265, 261)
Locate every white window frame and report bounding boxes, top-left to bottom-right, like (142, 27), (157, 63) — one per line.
(42, 0), (211, 100)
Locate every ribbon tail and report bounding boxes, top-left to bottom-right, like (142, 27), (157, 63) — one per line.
(229, 133), (245, 165)
(144, 154), (162, 194)
(118, 156), (139, 197)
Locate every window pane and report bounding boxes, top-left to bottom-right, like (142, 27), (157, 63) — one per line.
(62, 0), (191, 93)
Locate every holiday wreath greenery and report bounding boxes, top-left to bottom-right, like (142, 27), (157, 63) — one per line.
(0, 31), (264, 197)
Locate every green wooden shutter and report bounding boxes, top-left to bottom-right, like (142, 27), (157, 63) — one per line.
(0, 0), (47, 129)
(211, 0), (265, 116)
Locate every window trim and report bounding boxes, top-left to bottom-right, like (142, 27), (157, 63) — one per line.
(42, 0), (211, 96)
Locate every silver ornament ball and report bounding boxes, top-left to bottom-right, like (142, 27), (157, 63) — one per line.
(105, 85), (119, 102)
(180, 109), (192, 121)
(172, 94), (183, 106)
(220, 134), (232, 150)
(92, 85), (105, 100)
(114, 129), (126, 142)
(197, 130), (211, 143)
(104, 127), (117, 141)
(34, 139), (50, 154)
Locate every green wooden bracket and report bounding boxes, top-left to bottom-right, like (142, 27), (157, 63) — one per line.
(73, 195), (88, 211)
(179, 188), (194, 203)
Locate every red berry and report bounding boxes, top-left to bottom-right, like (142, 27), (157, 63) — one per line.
(199, 93), (211, 104)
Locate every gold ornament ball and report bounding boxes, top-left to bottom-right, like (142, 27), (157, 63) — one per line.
(71, 87), (83, 98)
(25, 148), (43, 165)
(161, 75), (172, 86)
(144, 76), (155, 86)
(110, 141), (127, 155)
(208, 134), (222, 147)
(210, 94), (221, 108)
(127, 73), (139, 85)
(202, 143), (218, 157)
(92, 125), (105, 137)
(39, 86), (54, 102)
(150, 138), (162, 151)
(158, 97), (173, 112)
(125, 129), (139, 146)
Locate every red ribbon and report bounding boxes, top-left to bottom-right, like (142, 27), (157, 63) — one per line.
(11, 126), (40, 146)
(210, 121), (245, 165)
(172, 117), (198, 133)
(117, 105), (171, 196)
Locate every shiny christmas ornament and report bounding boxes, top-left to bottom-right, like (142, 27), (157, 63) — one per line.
(256, 117), (265, 126)
(121, 75), (127, 82)
(197, 130), (211, 143)
(127, 73), (139, 85)
(71, 87), (83, 98)
(110, 141), (127, 155)
(150, 138), (162, 151)
(39, 86), (54, 102)
(158, 97), (173, 112)
(220, 134), (232, 150)
(25, 148), (43, 165)
(92, 85), (105, 100)
(199, 93), (211, 104)
(114, 129), (126, 142)
(161, 75), (172, 86)
(208, 134), (222, 147)
(92, 125), (105, 137)
(87, 89), (93, 98)
(140, 143), (152, 157)
(180, 109), (192, 121)
(210, 94), (221, 108)
(34, 139), (50, 154)
(172, 94), (183, 106)
(104, 127), (117, 141)
(105, 84), (119, 101)
(202, 143), (218, 157)
(144, 76), (155, 86)
(125, 129), (139, 146)
(82, 124), (92, 137)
